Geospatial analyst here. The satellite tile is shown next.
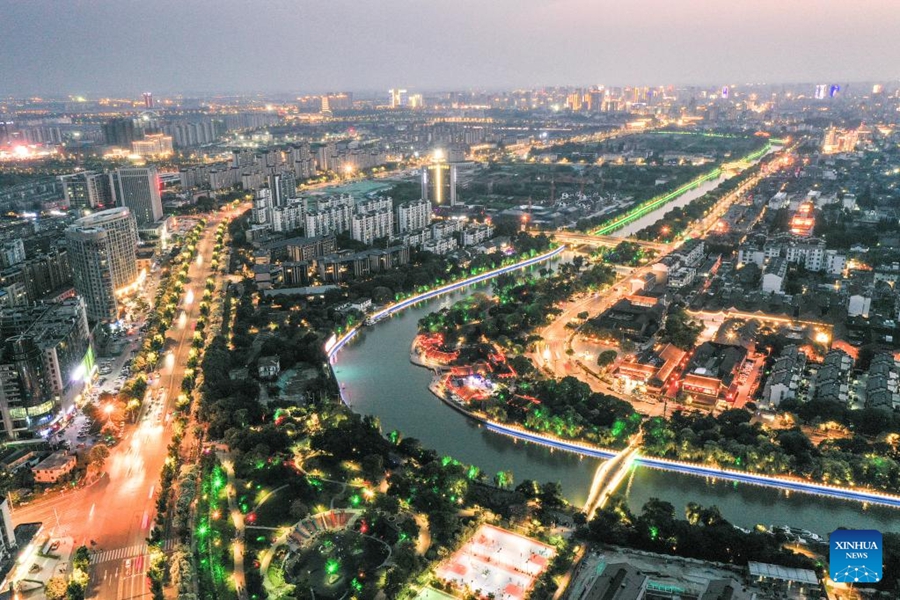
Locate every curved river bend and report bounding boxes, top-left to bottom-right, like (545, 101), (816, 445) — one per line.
(331, 275), (897, 536)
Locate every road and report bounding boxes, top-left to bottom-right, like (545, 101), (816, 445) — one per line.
(531, 143), (794, 413)
(10, 206), (240, 600)
(554, 231), (671, 252)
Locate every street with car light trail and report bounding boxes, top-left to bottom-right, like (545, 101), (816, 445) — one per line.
(9, 206), (240, 600)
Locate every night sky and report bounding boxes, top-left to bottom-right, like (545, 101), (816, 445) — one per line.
(2, 0), (898, 95)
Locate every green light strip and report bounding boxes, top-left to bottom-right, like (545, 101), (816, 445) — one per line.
(592, 142), (771, 236)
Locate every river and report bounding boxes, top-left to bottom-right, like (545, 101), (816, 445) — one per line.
(332, 156), (897, 534)
(612, 175), (726, 238)
(332, 279), (898, 536)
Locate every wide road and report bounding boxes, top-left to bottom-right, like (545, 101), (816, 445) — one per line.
(11, 206), (240, 600)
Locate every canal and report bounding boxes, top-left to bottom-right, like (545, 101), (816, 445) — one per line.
(333, 273), (898, 536)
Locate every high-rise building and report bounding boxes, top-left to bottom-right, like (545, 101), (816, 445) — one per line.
(59, 171), (113, 209)
(351, 208), (394, 245)
(0, 239), (25, 269)
(396, 199), (433, 233)
(143, 92), (153, 109)
(252, 188), (271, 226)
(111, 167), (163, 226)
(421, 155), (458, 206)
(267, 172), (297, 208)
(65, 208), (138, 321)
(102, 117), (137, 147)
(0, 297), (93, 439)
(389, 88), (408, 108)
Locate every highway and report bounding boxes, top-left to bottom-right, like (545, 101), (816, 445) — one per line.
(10, 207), (237, 599)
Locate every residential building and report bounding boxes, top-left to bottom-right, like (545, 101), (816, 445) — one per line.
(0, 497), (15, 561)
(271, 200), (307, 233)
(865, 353), (898, 411)
(258, 356), (281, 379)
(351, 208), (393, 245)
(811, 349), (853, 404)
(59, 171), (113, 209)
(762, 258), (787, 293)
(0, 239), (25, 269)
(422, 236), (458, 255)
(761, 345), (806, 407)
(0, 298), (93, 439)
(65, 208), (139, 321)
(396, 199), (432, 233)
(460, 224), (494, 247)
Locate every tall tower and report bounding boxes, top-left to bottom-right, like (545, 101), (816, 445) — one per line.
(143, 92), (153, 109)
(421, 150), (458, 207)
(65, 208), (138, 322)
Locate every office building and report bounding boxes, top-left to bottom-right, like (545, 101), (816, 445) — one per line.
(396, 199), (432, 233)
(0, 297), (93, 439)
(65, 208), (138, 321)
(143, 92), (153, 109)
(111, 167), (163, 226)
(131, 133), (173, 157)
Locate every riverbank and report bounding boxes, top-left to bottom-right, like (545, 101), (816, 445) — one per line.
(407, 322), (900, 510)
(327, 245), (567, 361)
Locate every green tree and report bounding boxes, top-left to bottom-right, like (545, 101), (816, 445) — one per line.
(597, 350), (618, 369)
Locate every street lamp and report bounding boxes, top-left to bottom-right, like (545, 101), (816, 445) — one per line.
(104, 404), (114, 425)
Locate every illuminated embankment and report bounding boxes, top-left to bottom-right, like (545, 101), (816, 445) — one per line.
(592, 143), (772, 236)
(479, 421), (900, 509)
(326, 245), (566, 360)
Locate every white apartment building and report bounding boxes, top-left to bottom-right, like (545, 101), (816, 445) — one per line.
(351, 209), (394, 245)
(396, 199), (433, 233)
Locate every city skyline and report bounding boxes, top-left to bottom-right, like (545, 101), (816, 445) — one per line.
(2, 0), (899, 95)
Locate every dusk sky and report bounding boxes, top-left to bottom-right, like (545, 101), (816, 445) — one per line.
(2, 0), (899, 95)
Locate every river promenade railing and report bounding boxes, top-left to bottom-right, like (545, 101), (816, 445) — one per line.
(326, 245), (566, 359)
(325, 236), (900, 509)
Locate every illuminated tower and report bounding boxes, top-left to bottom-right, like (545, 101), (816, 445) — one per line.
(421, 150), (457, 206)
(143, 92), (153, 109)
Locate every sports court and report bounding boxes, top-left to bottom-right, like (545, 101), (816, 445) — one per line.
(435, 524), (556, 599)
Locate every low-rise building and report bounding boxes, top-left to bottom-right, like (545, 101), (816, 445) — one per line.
(32, 451), (77, 483)
(682, 342), (748, 404)
(811, 349), (853, 404)
(761, 345), (806, 407)
(258, 356), (281, 379)
(762, 258), (787, 293)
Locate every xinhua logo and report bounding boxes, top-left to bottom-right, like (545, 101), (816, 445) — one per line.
(830, 529), (882, 583)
